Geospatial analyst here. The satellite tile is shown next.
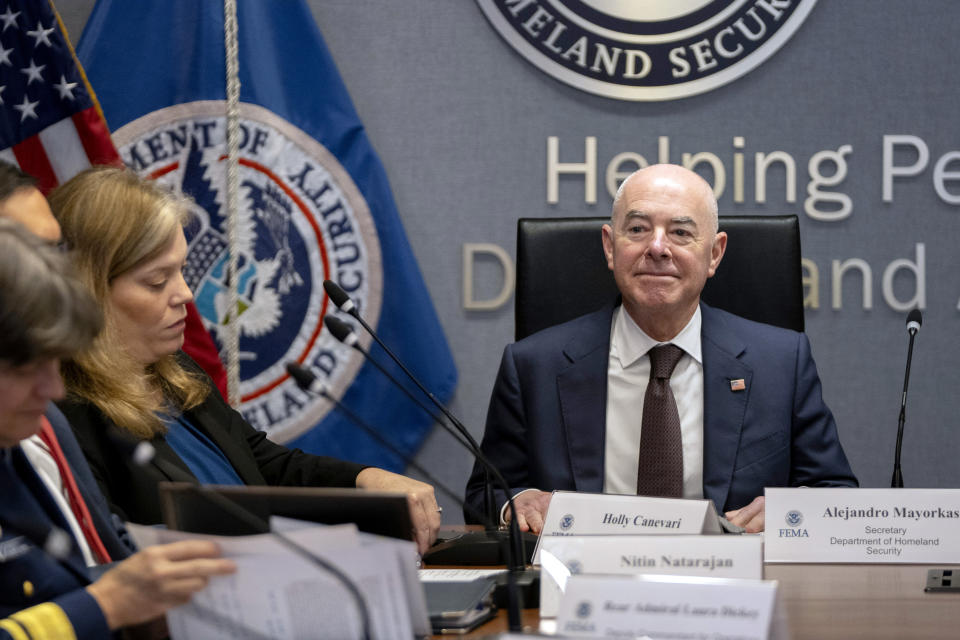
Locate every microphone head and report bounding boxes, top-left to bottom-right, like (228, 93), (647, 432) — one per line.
(105, 427), (155, 467)
(323, 279), (356, 314)
(906, 309), (922, 335)
(131, 441), (156, 467)
(43, 527), (73, 560)
(286, 361), (316, 391)
(324, 314), (358, 346)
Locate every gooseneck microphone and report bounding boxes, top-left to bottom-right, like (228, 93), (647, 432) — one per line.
(320, 280), (529, 631)
(892, 309), (922, 488)
(322, 280), (502, 532)
(116, 429), (372, 640)
(320, 313), (526, 567)
(320, 318), (476, 455)
(285, 362), (490, 527)
(286, 363), (531, 631)
(321, 281), (471, 442)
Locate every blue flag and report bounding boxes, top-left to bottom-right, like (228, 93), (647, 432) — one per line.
(76, 0), (457, 469)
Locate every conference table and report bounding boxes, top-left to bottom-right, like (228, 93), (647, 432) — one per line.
(428, 560), (960, 638)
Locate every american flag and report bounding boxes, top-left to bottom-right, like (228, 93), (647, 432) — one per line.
(0, 0), (227, 396)
(0, 0), (119, 193)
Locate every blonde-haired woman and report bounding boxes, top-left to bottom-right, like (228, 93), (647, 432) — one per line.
(50, 167), (440, 553)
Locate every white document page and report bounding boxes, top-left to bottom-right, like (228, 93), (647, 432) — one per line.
(128, 523), (417, 639)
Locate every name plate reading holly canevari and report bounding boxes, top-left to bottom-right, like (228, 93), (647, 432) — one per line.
(533, 491), (722, 564)
(765, 488), (960, 563)
(538, 535), (763, 617)
(556, 574), (779, 640)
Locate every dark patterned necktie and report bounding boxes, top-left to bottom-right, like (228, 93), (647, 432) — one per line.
(636, 344), (685, 498)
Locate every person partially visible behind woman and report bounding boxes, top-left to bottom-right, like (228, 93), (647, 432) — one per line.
(49, 167), (440, 553)
(0, 219), (235, 639)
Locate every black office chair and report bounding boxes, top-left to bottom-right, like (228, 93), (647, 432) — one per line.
(515, 215), (804, 341)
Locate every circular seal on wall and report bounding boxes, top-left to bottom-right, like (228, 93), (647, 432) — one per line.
(476, 0), (819, 101)
(112, 101), (383, 444)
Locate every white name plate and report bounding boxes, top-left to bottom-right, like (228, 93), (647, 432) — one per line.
(538, 535), (763, 617)
(556, 574), (778, 639)
(534, 491), (722, 563)
(765, 488), (960, 563)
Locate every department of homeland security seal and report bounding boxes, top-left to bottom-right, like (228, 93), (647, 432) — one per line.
(112, 101), (382, 444)
(476, 0), (819, 101)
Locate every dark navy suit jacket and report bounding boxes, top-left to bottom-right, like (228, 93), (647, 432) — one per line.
(464, 302), (857, 521)
(45, 404), (135, 562)
(0, 447), (111, 639)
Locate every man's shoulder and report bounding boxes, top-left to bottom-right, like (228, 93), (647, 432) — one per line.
(703, 303), (801, 339)
(510, 304), (613, 358)
(701, 303), (806, 362)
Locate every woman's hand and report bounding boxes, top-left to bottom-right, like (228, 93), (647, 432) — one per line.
(356, 468), (441, 554)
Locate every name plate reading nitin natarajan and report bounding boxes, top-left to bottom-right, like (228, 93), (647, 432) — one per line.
(533, 491), (722, 564)
(765, 488), (960, 563)
(556, 574), (779, 640)
(538, 535), (763, 617)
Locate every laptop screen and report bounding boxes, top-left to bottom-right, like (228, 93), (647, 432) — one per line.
(159, 482), (414, 542)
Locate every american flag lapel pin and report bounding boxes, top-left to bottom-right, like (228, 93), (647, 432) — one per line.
(729, 378), (746, 392)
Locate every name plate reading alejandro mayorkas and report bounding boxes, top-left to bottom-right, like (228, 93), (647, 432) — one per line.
(555, 575), (779, 640)
(533, 492), (723, 564)
(765, 488), (960, 563)
(537, 535), (763, 617)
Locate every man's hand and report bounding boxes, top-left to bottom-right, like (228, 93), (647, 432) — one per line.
(356, 467), (441, 554)
(503, 489), (553, 534)
(86, 540), (236, 631)
(725, 496), (765, 533)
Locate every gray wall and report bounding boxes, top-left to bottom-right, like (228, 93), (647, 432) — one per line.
(58, 1), (960, 520)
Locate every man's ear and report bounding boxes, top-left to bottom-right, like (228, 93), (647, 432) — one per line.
(707, 231), (727, 277)
(601, 224), (615, 271)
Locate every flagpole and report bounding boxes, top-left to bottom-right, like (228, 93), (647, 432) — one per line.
(223, 0), (242, 406)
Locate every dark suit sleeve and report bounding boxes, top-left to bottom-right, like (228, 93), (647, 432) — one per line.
(0, 591), (110, 640)
(788, 333), (858, 488)
(464, 344), (533, 523)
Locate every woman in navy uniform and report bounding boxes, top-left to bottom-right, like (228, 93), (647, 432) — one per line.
(0, 220), (235, 639)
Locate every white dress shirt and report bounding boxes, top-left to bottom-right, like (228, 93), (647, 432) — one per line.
(20, 434), (98, 567)
(603, 305), (705, 499)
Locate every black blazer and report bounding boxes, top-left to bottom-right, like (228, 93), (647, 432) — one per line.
(57, 355), (365, 525)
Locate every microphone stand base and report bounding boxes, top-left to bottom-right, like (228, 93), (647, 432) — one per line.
(422, 530), (538, 566)
(493, 568), (540, 610)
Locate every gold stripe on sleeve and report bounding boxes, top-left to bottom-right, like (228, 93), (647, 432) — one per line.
(9, 603), (77, 640)
(0, 618), (30, 640)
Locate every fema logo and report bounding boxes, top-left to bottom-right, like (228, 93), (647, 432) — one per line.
(785, 510), (803, 527)
(576, 601), (592, 619)
(112, 101), (383, 443)
(559, 514), (575, 530)
(476, 0), (819, 101)
(567, 559), (583, 575)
